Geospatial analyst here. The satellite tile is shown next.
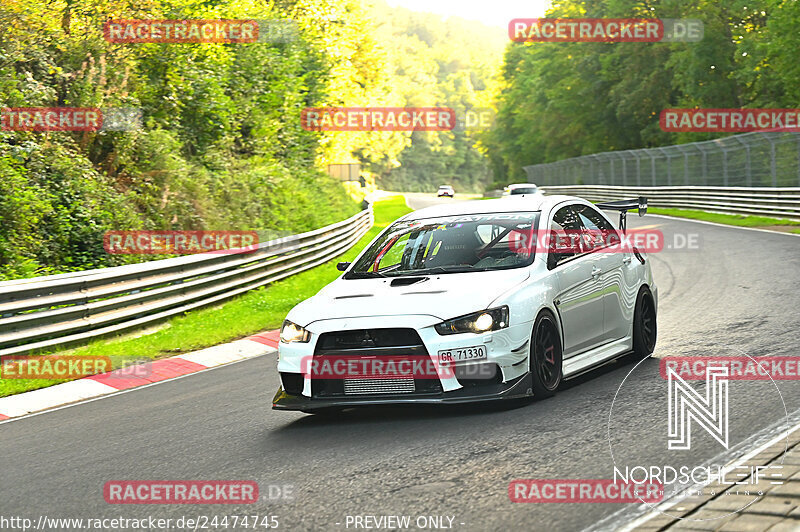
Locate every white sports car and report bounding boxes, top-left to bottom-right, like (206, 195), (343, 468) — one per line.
(273, 195), (657, 412)
(503, 183), (541, 196)
(437, 185), (455, 198)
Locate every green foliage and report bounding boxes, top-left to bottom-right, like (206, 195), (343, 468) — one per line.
(647, 207), (800, 227)
(365, 2), (506, 193)
(0, 0), (510, 279)
(486, 0), (800, 181)
(0, 0), (360, 279)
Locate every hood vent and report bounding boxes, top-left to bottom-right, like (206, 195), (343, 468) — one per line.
(390, 277), (429, 287)
(334, 294), (373, 300)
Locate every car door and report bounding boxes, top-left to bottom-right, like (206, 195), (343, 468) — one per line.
(574, 204), (628, 343)
(547, 204), (606, 357)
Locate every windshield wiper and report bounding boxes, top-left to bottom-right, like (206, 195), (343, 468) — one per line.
(345, 271), (387, 279)
(350, 265), (480, 278)
(410, 265), (476, 275)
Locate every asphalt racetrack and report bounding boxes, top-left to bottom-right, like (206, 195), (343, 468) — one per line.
(1, 193), (799, 531)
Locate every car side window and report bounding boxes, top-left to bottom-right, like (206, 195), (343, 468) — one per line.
(548, 205), (584, 269)
(575, 205), (621, 251)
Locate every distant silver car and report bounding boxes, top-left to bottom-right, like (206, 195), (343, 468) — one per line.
(437, 185), (455, 198)
(504, 183), (540, 196)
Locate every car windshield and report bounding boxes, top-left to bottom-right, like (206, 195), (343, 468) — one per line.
(346, 212), (540, 278)
(510, 187), (537, 195)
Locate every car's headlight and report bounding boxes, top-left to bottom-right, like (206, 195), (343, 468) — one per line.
(280, 320), (310, 343)
(434, 306), (509, 335)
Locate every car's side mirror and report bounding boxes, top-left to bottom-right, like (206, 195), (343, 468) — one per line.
(336, 262), (351, 272)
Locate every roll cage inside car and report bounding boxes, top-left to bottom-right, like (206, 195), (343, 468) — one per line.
(545, 198), (648, 269)
(345, 213), (541, 278)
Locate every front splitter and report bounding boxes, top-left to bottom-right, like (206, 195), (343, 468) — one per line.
(271, 373), (533, 411)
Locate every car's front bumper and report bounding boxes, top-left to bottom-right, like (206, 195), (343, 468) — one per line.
(274, 315), (534, 409)
(272, 372), (533, 411)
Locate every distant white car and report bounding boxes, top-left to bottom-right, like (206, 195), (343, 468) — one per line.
(273, 195), (657, 412)
(503, 183), (541, 196)
(437, 185), (455, 198)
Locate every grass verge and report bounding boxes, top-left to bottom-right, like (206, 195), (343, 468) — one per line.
(646, 207), (800, 229)
(0, 196), (411, 398)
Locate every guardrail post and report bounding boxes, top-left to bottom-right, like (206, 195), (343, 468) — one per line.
(722, 149), (728, 186)
(684, 153), (689, 185)
(610, 158), (615, 186)
(702, 151), (708, 185)
(746, 145), (752, 187)
(666, 155), (672, 185)
(635, 155), (641, 186)
(621, 157), (627, 186)
(770, 139), (777, 187)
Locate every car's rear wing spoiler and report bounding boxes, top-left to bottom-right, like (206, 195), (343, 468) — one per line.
(596, 197), (647, 233)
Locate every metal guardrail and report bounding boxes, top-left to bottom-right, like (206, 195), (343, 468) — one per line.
(539, 185), (800, 221)
(0, 205), (374, 357)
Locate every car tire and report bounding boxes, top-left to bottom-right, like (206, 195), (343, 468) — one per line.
(530, 311), (563, 398)
(632, 286), (657, 359)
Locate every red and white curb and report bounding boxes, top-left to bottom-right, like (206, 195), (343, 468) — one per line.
(0, 330), (279, 421)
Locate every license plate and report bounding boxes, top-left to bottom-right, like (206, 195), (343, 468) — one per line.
(438, 345), (487, 365)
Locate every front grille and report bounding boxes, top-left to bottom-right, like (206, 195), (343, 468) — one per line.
(312, 328), (442, 398)
(343, 377), (415, 395)
(316, 328), (426, 351)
